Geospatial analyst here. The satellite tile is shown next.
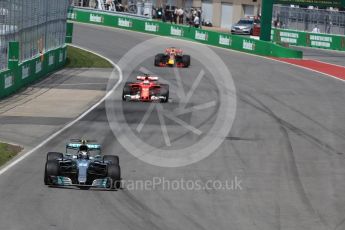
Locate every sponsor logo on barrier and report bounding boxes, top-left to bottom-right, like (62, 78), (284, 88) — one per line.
(90, 14), (103, 23)
(280, 37), (297, 44)
(68, 12), (76, 20)
(49, 55), (54, 66)
(22, 65), (30, 79)
(145, 22), (159, 32)
(195, 31), (208, 41)
(118, 18), (132, 28)
(36, 61), (42, 73)
(311, 41), (331, 48)
(170, 26), (183, 36)
(4, 74), (13, 89)
(279, 31), (298, 44)
(59, 51), (63, 63)
(243, 40), (255, 51)
(310, 35), (332, 48)
(8, 57), (18, 62)
(280, 31), (299, 38)
(219, 35), (232, 46)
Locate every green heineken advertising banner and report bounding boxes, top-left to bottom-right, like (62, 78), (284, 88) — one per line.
(272, 28), (345, 51)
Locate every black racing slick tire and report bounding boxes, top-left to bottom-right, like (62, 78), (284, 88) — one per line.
(103, 155), (119, 165)
(107, 164), (121, 189)
(154, 53), (164, 66)
(46, 152), (63, 161)
(122, 82), (132, 101)
(182, 55), (190, 67)
(159, 84), (169, 103)
(44, 160), (59, 185)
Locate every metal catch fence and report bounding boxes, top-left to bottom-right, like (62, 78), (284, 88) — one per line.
(0, 0), (69, 70)
(273, 5), (345, 35)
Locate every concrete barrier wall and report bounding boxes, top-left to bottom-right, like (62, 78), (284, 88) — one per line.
(68, 7), (302, 59)
(0, 45), (67, 99)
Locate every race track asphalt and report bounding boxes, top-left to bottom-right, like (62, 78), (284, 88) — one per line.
(0, 23), (345, 230)
(293, 46), (345, 67)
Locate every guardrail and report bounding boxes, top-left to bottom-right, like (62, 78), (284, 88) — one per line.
(0, 44), (67, 99)
(67, 7), (302, 59)
(272, 28), (345, 51)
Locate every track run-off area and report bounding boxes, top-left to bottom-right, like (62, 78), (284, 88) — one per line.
(0, 22), (345, 230)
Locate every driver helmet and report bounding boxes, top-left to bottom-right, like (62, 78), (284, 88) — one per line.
(80, 151), (88, 159)
(79, 145), (89, 159)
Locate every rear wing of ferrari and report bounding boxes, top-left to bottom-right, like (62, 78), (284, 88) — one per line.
(137, 76), (158, 81)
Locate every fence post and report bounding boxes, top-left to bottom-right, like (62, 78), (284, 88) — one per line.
(66, 22), (74, 43)
(8, 41), (19, 70)
(260, 0), (274, 41)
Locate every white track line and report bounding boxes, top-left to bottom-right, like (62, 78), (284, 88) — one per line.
(73, 21), (345, 83)
(0, 44), (122, 176)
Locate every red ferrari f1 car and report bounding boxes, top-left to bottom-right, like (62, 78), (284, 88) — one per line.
(122, 75), (169, 103)
(154, 47), (190, 68)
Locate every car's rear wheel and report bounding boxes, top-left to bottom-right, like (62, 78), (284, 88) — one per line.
(44, 160), (59, 185)
(103, 155), (119, 165)
(154, 53), (164, 66)
(46, 152), (63, 161)
(159, 84), (169, 103)
(182, 55), (190, 67)
(107, 164), (121, 189)
(122, 82), (132, 101)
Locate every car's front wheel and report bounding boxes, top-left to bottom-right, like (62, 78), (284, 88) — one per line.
(107, 164), (121, 189)
(182, 55), (190, 67)
(46, 152), (63, 161)
(103, 155), (119, 165)
(44, 160), (59, 185)
(154, 53), (165, 66)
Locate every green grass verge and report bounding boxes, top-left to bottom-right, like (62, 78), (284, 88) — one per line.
(65, 46), (113, 68)
(0, 143), (22, 166)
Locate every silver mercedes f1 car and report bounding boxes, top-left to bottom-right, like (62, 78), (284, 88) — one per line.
(44, 139), (121, 190)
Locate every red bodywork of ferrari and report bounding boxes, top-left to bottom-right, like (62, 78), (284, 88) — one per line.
(122, 76), (169, 102)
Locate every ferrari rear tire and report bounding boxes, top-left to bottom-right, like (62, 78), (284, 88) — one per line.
(182, 55), (190, 67)
(154, 53), (164, 66)
(159, 84), (169, 103)
(103, 155), (119, 165)
(46, 152), (63, 161)
(44, 160), (59, 185)
(122, 83), (132, 101)
(107, 164), (121, 189)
